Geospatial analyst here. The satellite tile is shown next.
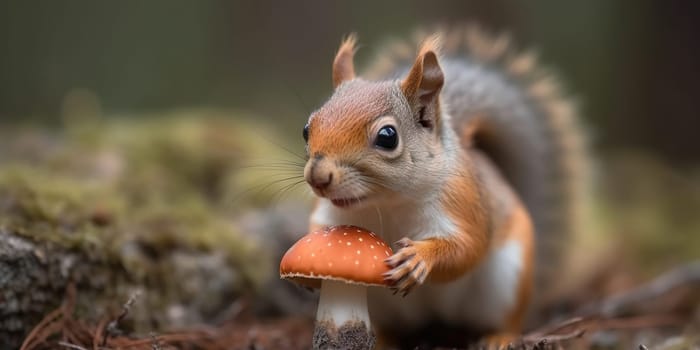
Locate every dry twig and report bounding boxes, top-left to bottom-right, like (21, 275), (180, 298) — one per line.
(580, 261), (700, 317)
(102, 291), (140, 346)
(57, 341), (88, 350)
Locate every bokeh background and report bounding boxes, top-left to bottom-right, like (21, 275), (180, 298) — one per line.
(1, 1), (698, 162)
(0, 1), (698, 348)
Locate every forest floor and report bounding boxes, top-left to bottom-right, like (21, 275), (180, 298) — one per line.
(18, 261), (700, 349)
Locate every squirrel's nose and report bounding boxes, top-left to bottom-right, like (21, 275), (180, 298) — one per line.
(310, 172), (333, 191)
(304, 154), (336, 193)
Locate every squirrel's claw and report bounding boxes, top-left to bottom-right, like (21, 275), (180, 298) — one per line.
(395, 237), (413, 248)
(384, 238), (416, 267)
(383, 238), (429, 296)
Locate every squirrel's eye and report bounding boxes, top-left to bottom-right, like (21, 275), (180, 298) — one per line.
(303, 123), (309, 142)
(375, 125), (398, 150)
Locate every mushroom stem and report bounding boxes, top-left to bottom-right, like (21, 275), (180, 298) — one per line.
(316, 279), (370, 326)
(313, 279), (375, 350)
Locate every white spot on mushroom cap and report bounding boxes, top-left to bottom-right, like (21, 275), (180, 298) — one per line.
(373, 256), (378, 260)
(385, 251), (390, 256)
(311, 253), (315, 257)
(370, 245), (374, 249)
(306, 238), (312, 243)
(358, 237), (363, 242)
(356, 250), (361, 255)
(327, 242), (332, 246)
(354, 260), (359, 265)
(346, 242), (352, 246)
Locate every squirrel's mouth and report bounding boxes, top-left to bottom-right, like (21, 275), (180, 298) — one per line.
(330, 196), (366, 208)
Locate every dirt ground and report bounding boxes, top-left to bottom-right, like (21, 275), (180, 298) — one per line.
(18, 262), (700, 350)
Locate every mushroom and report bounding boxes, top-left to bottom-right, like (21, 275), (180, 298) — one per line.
(280, 225), (393, 350)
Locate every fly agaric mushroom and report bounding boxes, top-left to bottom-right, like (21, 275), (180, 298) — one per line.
(280, 225), (393, 350)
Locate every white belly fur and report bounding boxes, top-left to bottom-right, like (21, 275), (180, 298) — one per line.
(310, 199), (524, 332)
(370, 240), (523, 331)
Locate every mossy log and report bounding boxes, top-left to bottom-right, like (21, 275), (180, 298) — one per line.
(0, 227), (251, 350)
(0, 113), (302, 349)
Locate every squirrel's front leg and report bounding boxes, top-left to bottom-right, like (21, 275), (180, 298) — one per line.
(383, 234), (486, 296)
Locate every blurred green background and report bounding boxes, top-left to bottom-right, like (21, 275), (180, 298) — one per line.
(0, 1), (698, 275)
(1, 0), (699, 163)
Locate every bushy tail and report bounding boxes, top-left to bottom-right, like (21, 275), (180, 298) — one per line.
(364, 25), (589, 300)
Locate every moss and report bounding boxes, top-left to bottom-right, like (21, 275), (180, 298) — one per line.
(0, 109), (307, 295)
(0, 110), (312, 347)
(0, 166), (123, 254)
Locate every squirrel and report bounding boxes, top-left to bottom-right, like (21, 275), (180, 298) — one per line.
(301, 26), (587, 348)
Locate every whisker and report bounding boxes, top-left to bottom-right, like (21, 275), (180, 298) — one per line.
(373, 204), (384, 237)
(270, 179), (307, 206)
(281, 79), (314, 116)
(230, 174), (305, 203)
(300, 185), (315, 200)
(242, 126), (309, 162)
(269, 141), (308, 162)
(360, 176), (426, 201)
(237, 167), (303, 175)
(238, 161), (306, 169)
(239, 170), (304, 177)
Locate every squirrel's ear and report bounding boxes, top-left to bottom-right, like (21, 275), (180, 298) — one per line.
(332, 34), (358, 88)
(401, 36), (444, 108)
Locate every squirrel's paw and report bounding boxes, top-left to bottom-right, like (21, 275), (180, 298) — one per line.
(383, 238), (429, 296)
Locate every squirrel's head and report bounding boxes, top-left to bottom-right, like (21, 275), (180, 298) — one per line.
(303, 34), (448, 209)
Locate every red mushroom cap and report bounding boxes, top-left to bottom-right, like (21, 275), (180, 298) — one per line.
(279, 225), (393, 288)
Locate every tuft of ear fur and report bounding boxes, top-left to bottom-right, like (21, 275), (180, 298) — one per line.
(332, 34), (358, 88)
(401, 34), (445, 129)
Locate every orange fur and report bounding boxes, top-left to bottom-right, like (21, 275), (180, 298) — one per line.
(466, 150), (535, 341)
(332, 34), (357, 88)
(471, 150), (534, 332)
(401, 35), (445, 134)
(480, 205), (534, 348)
(401, 34), (443, 97)
(426, 154), (490, 282)
(307, 80), (393, 159)
(458, 116), (484, 149)
(497, 205), (534, 333)
(504, 205), (534, 332)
